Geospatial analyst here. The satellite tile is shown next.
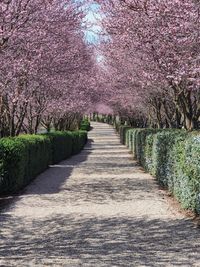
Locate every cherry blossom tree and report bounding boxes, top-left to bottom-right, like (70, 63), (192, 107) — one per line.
(93, 0), (200, 129)
(0, 0), (96, 136)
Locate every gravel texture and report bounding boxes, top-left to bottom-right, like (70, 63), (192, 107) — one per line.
(0, 122), (200, 266)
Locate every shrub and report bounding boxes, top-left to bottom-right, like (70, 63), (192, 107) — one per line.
(0, 130), (87, 195)
(18, 135), (51, 182)
(131, 128), (159, 168)
(126, 129), (134, 150)
(0, 138), (27, 194)
(80, 119), (90, 131)
(121, 125), (200, 214)
(130, 129), (140, 158)
(171, 133), (200, 212)
(119, 126), (131, 145)
(143, 130), (156, 172)
(151, 130), (187, 186)
(78, 130), (88, 148)
(44, 131), (72, 164)
(72, 130), (87, 155)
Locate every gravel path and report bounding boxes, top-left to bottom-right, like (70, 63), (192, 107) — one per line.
(0, 122), (200, 267)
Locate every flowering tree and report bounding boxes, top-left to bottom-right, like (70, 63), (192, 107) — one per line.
(1, 0), (199, 133)
(0, 0), (96, 136)
(94, 0), (200, 129)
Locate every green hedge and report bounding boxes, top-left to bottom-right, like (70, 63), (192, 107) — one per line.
(80, 119), (90, 131)
(0, 138), (28, 194)
(123, 127), (200, 214)
(0, 130), (87, 195)
(119, 126), (131, 145)
(72, 130), (87, 155)
(44, 131), (73, 164)
(18, 135), (51, 182)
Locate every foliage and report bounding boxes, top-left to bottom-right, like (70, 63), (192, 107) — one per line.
(80, 119), (91, 131)
(17, 135), (51, 182)
(72, 131), (88, 155)
(171, 133), (200, 212)
(119, 126), (131, 145)
(95, 0), (200, 130)
(44, 132), (73, 164)
(0, 138), (28, 194)
(0, 131), (87, 195)
(126, 129), (138, 155)
(123, 126), (200, 214)
(0, 0), (97, 136)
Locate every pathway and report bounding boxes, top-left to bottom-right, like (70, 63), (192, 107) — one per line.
(0, 122), (200, 266)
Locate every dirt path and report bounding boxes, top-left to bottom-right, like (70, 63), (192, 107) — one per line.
(0, 122), (200, 267)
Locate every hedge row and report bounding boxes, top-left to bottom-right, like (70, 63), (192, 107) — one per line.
(0, 130), (87, 195)
(120, 126), (200, 214)
(119, 126), (131, 144)
(80, 119), (90, 131)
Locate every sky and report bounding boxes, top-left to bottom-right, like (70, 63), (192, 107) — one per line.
(83, 3), (102, 43)
(81, 1), (107, 64)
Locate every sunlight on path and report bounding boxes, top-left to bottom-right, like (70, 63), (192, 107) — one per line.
(0, 122), (200, 266)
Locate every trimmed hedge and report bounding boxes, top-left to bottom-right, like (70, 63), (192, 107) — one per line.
(18, 135), (51, 183)
(44, 131), (73, 164)
(0, 130), (87, 195)
(72, 130), (88, 155)
(0, 138), (28, 194)
(123, 127), (200, 214)
(119, 126), (131, 145)
(80, 119), (90, 131)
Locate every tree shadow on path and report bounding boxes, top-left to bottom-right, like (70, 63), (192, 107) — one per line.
(0, 139), (93, 210)
(0, 214), (200, 266)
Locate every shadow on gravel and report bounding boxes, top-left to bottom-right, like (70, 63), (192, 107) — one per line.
(0, 139), (93, 210)
(0, 197), (16, 212)
(0, 214), (200, 266)
(53, 177), (158, 204)
(23, 139), (92, 195)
